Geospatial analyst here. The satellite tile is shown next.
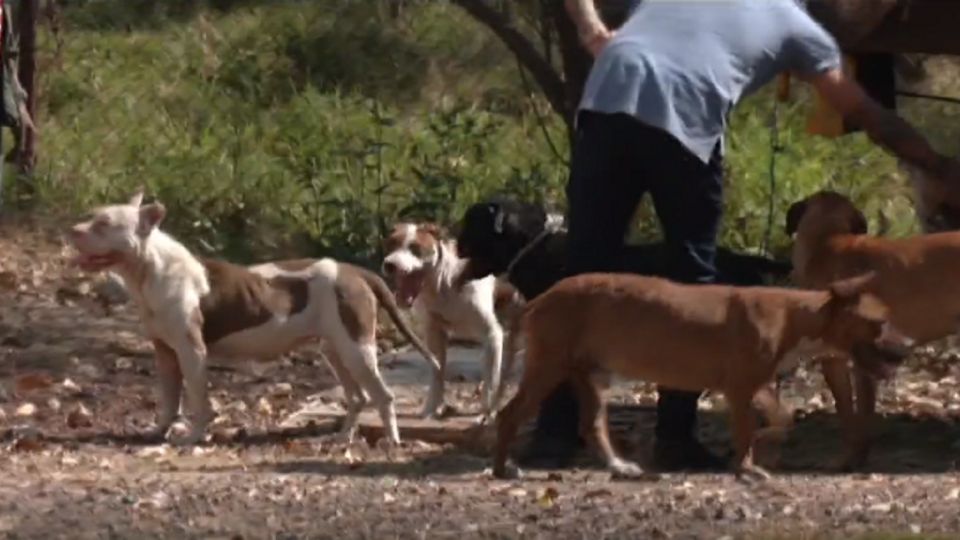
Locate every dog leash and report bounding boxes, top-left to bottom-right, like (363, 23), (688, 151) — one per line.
(503, 214), (566, 280)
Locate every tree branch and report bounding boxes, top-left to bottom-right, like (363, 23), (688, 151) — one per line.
(450, 0), (570, 124)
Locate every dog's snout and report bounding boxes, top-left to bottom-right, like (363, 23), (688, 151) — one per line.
(67, 225), (85, 240)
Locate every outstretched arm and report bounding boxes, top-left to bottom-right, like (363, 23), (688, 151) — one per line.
(806, 68), (959, 180)
(564, 0), (614, 56)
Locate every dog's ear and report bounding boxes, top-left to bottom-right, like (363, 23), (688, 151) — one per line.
(824, 272), (888, 324)
(825, 271), (884, 317)
(128, 187), (145, 208)
(785, 199), (808, 237)
(418, 222), (446, 239)
(828, 271), (876, 300)
(137, 202), (166, 237)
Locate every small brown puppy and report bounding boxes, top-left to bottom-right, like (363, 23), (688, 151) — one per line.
(492, 272), (912, 481)
(787, 190), (960, 469)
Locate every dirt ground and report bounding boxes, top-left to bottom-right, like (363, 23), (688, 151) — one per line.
(2, 219), (960, 540)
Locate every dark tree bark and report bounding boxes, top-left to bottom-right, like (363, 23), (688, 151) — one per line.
(16, 0), (37, 174)
(451, 0), (959, 137)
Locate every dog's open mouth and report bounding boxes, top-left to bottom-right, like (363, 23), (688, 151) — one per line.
(393, 269), (426, 308)
(71, 251), (121, 272)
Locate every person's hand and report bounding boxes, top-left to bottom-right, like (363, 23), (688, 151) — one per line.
(581, 27), (615, 57)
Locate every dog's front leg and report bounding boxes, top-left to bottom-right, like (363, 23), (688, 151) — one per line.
(728, 392), (771, 483)
(573, 374), (654, 480)
(167, 332), (213, 446)
(478, 322), (504, 422)
(819, 356), (862, 470)
(151, 339), (182, 438)
(848, 367), (879, 468)
(420, 316), (448, 419)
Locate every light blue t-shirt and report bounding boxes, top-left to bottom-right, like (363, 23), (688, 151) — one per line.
(579, 0), (842, 163)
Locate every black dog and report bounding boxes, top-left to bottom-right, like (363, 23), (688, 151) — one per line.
(455, 198), (793, 468)
(456, 199), (792, 296)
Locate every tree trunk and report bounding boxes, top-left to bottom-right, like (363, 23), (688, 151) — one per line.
(16, 0), (36, 174)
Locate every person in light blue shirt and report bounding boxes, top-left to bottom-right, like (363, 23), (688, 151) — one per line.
(526, 0), (960, 472)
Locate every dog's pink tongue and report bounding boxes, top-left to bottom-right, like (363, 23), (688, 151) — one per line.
(71, 253), (115, 272)
(395, 274), (419, 308)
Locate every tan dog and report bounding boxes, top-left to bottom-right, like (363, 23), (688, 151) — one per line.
(786, 190), (960, 468)
(492, 272), (913, 481)
(66, 191), (441, 446)
(382, 222), (524, 420)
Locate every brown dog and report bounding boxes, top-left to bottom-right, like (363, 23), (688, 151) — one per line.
(787, 190), (960, 468)
(492, 272), (912, 481)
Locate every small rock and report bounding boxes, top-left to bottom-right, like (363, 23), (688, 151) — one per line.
(66, 404), (94, 428)
(47, 397), (62, 413)
(59, 378), (82, 394)
(76, 364), (101, 379)
(0, 408), (6, 422)
(255, 397), (273, 416)
(135, 445), (170, 459)
(15, 402), (37, 417)
(114, 357), (134, 371)
(909, 524), (922, 534)
(507, 488), (527, 499)
(868, 502), (892, 513)
(268, 383), (293, 397)
(211, 427), (241, 444)
(9, 425), (43, 452)
(94, 273), (129, 305)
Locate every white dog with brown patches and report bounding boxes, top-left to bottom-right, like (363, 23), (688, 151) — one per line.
(382, 222), (524, 421)
(67, 191), (441, 446)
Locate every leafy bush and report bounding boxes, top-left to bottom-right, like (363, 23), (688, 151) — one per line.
(9, 0), (959, 270)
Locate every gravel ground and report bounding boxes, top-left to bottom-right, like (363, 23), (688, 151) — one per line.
(2, 221), (960, 539)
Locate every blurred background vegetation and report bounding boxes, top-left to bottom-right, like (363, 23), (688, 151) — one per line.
(3, 0), (960, 266)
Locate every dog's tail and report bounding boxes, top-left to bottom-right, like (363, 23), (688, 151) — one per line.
(355, 266), (442, 374)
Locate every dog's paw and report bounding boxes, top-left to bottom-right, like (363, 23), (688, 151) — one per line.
(376, 436), (400, 452)
(493, 461), (522, 480)
(735, 464), (772, 484)
(609, 459), (660, 481)
(419, 400), (452, 420)
(165, 421), (205, 446)
(145, 422), (173, 442)
(471, 412), (496, 426)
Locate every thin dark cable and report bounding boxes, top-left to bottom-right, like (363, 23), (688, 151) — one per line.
(763, 99), (782, 257)
(897, 90), (960, 106)
(514, 56), (569, 167)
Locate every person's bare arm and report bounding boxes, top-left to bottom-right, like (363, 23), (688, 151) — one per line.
(807, 67), (955, 178)
(564, 0), (613, 56)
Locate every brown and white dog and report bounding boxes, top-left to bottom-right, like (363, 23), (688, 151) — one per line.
(382, 222), (524, 420)
(66, 191), (441, 446)
(786, 190), (960, 468)
(492, 272), (914, 482)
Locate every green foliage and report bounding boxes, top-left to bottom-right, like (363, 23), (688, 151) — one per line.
(10, 0), (959, 268)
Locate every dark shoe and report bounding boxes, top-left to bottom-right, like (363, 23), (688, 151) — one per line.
(652, 437), (727, 472)
(516, 434), (584, 469)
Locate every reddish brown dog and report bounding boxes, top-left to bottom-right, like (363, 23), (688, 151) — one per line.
(786, 190), (960, 469)
(492, 272), (912, 482)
